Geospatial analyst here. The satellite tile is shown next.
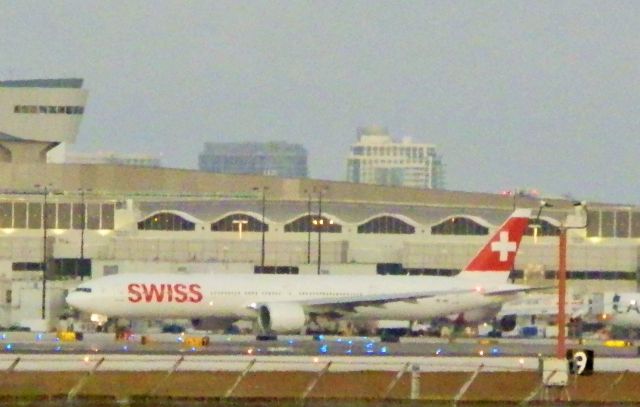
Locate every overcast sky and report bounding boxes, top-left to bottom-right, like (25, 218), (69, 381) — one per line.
(1, 1), (638, 204)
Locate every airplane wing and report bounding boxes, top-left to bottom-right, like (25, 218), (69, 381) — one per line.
(293, 288), (478, 313)
(247, 285), (554, 317)
(483, 285), (556, 296)
(300, 285), (555, 308)
(247, 289), (479, 315)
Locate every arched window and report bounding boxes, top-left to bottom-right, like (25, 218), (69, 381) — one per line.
(284, 215), (342, 233)
(358, 215), (415, 234)
(211, 213), (268, 232)
(526, 218), (560, 236)
(431, 216), (488, 235)
(138, 212), (195, 231)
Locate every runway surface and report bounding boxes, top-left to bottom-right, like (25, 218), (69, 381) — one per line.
(0, 332), (637, 358)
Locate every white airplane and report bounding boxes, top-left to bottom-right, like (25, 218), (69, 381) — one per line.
(498, 292), (590, 319)
(591, 292), (640, 328)
(492, 291), (591, 332)
(66, 208), (538, 334)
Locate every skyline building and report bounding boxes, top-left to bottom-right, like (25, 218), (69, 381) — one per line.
(346, 126), (445, 189)
(198, 141), (308, 178)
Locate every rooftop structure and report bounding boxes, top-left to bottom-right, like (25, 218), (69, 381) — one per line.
(0, 79), (84, 88)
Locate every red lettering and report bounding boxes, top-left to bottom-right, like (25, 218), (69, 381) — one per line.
(128, 284), (142, 303)
(128, 283), (201, 303)
(188, 284), (203, 303)
(143, 284), (166, 302)
(174, 283), (188, 303)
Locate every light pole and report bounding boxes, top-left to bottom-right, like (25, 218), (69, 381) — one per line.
(312, 217), (323, 274)
(538, 201), (588, 359)
(253, 187), (268, 270)
(79, 188), (87, 260)
(34, 184), (52, 320)
(304, 189), (312, 264)
(78, 188), (91, 280)
(315, 186), (328, 275)
(557, 202), (588, 359)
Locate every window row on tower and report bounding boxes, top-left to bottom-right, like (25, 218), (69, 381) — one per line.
(14, 105), (85, 115)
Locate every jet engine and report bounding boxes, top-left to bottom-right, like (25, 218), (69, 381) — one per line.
(257, 302), (306, 333)
(499, 314), (517, 332)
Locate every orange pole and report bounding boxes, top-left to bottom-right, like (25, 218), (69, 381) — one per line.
(557, 227), (567, 359)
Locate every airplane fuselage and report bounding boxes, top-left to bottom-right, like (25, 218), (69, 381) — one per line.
(68, 272), (510, 322)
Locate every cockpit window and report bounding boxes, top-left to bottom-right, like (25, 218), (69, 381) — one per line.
(74, 287), (92, 293)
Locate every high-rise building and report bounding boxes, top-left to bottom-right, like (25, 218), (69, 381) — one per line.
(198, 142), (308, 178)
(346, 126), (444, 189)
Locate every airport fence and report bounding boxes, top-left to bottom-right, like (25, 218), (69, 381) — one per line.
(1, 354), (639, 404)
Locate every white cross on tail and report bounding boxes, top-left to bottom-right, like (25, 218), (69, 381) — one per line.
(491, 231), (517, 261)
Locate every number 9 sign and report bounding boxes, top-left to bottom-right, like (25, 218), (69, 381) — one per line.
(566, 349), (594, 375)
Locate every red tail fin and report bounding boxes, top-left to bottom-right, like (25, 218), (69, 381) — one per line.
(459, 209), (531, 277)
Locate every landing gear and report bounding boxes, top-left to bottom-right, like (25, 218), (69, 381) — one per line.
(256, 333), (278, 341)
(378, 328), (404, 343)
(253, 320), (278, 341)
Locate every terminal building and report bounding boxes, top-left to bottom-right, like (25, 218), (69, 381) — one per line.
(0, 79), (639, 330)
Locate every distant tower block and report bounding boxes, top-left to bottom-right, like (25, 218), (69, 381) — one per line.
(347, 126), (445, 189)
(0, 79), (88, 163)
